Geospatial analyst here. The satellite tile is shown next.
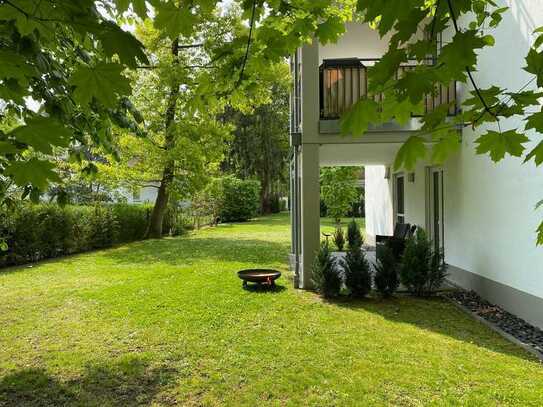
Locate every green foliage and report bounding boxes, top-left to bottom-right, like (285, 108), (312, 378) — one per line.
(345, 0), (543, 243)
(347, 219), (363, 249)
(0, 0), (147, 195)
(219, 177), (261, 223)
(111, 203), (150, 243)
(221, 66), (290, 214)
(320, 167), (361, 222)
(400, 229), (447, 297)
(475, 130), (530, 162)
(0, 203), (161, 267)
(311, 241), (341, 298)
(342, 241), (371, 298)
(333, 226), (346, 251)
(394, 136), (427, 171)
(374, 245), (399, 297)
(340, 99), (380, 136)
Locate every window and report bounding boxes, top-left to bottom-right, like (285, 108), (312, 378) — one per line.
(394, 174), (405, 225)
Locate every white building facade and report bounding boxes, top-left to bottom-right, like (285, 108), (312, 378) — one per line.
(290, 1), (543, 328)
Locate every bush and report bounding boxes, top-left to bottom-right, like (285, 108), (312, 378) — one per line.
(111, 203), (149, 243)
(311, 241), (341, 298)
(342, 243), (371, 298)
(220, 177), (260, 222)
(347, 219), (363, 249)
(333, 226), (345, 251)
(0, 203), (164, 268)
(399, 228), (447, 297)
(374, 245), (399, 297)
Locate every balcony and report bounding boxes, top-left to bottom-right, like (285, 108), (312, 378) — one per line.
(319, 58), (457, 123)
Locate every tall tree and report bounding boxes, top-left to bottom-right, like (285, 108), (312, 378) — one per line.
(320, 167), (361, 223)
(222, 64), (290, 213)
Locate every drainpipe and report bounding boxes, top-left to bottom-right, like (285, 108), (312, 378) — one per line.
(290, 132), (302, 288)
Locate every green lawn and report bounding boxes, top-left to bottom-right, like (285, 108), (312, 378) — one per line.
(320, 216), (365, 236)
(1, 213), (542, 406)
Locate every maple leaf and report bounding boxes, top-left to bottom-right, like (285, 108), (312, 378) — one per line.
(475, 130), (529, 162)
(4, 158), (61, 190)
(316, 16), (346, 45)
(154, 2), (195, 39)
(524, 141), (543, 166)
(524, 48), (543, 87)
(70, 63), (131, 108)
(97, 22), (148, 68)
(439, 30), (489, 79)
(10, 117), (72, 154)
(340, 99), (380, 136)
(431, 130), (461, 164)
(394, 136), (427, 170)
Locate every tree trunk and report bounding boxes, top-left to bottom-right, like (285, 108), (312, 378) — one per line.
(146, 164), (174, 238)
(145, 39), (180, 239)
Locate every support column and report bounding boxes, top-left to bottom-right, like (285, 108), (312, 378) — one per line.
(299, 143), (320, 289)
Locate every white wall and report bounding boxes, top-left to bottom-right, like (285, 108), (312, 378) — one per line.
(365, 165), (393, 244)
(441, 0), (543, 299)
(319, 22), (390, 63)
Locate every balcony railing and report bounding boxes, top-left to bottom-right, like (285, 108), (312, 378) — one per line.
(319, 58), (457, 120)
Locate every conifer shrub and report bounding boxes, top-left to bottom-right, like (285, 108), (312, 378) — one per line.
(374, 245), (399, 297)
(312, 241), (341, 298)
(400, 228), (447, 296)
(333, 226), (345, 251)
(347, 219), (363, 249)
(342, 243), (371, 298)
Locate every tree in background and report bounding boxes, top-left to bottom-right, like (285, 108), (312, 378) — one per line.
(221, 65), (290, 214)
(320, 167), (362, 223)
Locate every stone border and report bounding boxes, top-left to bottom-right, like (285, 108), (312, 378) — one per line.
(443, 291), (543, 362)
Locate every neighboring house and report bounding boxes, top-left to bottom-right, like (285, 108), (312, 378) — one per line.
(117, 183), (160, 204)
(289, 2), (543, 329)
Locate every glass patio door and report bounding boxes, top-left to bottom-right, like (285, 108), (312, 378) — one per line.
(427, 167), (444, 253)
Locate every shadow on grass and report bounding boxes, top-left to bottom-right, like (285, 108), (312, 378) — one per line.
(323, 294), (539, 363)
(0, 357), (177, 406)
(241, 283), (287, 294)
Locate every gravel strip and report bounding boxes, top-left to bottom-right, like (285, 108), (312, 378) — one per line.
(446, 290), (543, 359)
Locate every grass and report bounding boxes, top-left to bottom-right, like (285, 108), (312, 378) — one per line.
(0, 212), (542, 406)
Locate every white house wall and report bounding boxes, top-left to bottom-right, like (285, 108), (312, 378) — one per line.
(365, 165), (393, 245)
(319, 22), (390, 63)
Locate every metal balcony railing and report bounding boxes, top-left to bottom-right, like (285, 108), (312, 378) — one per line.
(319, 58), (457, 120)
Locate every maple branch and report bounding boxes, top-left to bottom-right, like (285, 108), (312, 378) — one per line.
(445, 0), (498, 123)
(235, 0), (257, 88)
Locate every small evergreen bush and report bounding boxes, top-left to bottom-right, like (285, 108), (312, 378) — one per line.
(312, 241), (341, 298)
(347, 219), (363, 249)
(219, 176), (260, 222)
(333, 226), (345, 251)
(374, 245), (399, 297)
(342, 243), (371, 298)
(400, 228), (447, 296)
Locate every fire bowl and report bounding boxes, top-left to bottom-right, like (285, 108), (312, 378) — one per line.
(237, 269), (281, 287)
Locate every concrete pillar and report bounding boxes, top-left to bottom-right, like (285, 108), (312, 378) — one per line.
(299, 143), (320, 289)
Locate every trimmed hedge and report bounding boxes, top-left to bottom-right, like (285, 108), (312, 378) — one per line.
(219, 177), (260, 222)
(0, 203), (185, 268)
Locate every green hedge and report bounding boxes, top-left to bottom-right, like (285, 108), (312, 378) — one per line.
(219, 177), (260, 222)
(0, 203), (186, 268)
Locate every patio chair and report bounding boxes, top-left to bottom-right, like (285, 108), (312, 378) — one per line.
(376, 223), (415, 259)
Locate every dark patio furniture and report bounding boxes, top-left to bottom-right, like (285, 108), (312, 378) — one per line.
(376, 223), (416, 259)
